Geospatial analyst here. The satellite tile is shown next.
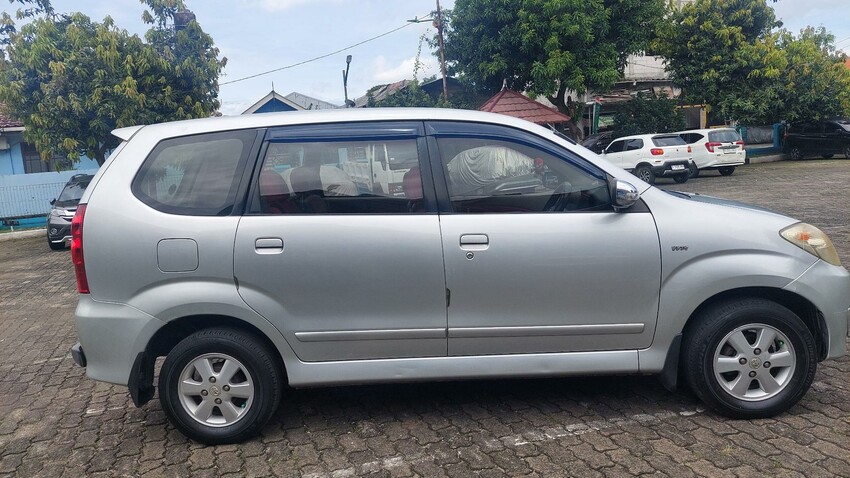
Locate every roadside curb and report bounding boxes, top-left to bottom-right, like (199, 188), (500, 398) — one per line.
(747, 153), (785, 164)
(0, 228), (46, 242)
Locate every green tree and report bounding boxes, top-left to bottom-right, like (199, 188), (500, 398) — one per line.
(612, 93), (684, 139)
(655, 0), (786, 124)
(775, 27), (850, 122)
(0, 0), (224, 165)
(441, 0), (665, 135)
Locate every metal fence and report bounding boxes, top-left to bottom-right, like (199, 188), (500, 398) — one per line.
(0, 181), (65, 221)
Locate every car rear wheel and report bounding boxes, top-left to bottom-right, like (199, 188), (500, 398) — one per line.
(682, 298), (816, 418)
(718, 167), (736, 176)
(158, 328), (283, 444)
(688, 162), (699, 178)
(822, 154), (834, 159)
(634, 165), (655, 184)
(788, 147), (803, 161)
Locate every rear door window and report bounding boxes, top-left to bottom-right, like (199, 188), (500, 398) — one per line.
(624, 139), (644, 151)
(132, 130), (257, 216)
(254, 139), (427, 214)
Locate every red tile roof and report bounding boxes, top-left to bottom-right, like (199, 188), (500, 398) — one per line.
(0, 105), (23, 128)
(478, 90), (571, 124)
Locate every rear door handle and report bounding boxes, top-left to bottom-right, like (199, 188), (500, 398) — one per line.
(459, 234), (489, 251)
(255, 237), (284, 254)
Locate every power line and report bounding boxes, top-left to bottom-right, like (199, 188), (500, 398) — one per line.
(220, 19), (425, 86)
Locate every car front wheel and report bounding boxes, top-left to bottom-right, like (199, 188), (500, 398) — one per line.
(673, 173), (689, 184)
(718, 166), (736, 176)
(843, 145), (850, 159)
(158, 328), (283, 444)
(682, 298), (816, 418)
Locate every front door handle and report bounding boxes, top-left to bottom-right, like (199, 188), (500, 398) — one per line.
(459, 234), (489, 251)
(255, 237), (284, 254)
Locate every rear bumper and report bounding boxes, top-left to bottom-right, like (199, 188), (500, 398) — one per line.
(651, 160), (690, 177)
(75, 295), (166, 386)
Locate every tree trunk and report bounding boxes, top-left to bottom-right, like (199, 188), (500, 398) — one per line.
(548, 81), (584, 141)
(95, 144), (108, 166)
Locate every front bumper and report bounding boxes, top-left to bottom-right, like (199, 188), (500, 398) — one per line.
(784, 259), (850, 359)
(47, 216), (72, 242)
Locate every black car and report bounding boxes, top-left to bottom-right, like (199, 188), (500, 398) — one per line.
(581, 131), (614, 154)
(46, 174), (93, 250)
(783, 119), (850, 160)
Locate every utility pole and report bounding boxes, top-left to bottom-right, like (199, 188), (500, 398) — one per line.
(434, 0), (449, 102)
(342, 55), (354, 108)
(408, 1), (450, 102)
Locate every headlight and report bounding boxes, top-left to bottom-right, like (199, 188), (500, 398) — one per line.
(780, 223), (842, 266)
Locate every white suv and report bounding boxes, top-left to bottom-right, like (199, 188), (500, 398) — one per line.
(599, 133), (692, 184)
(677, 128), (746, 177)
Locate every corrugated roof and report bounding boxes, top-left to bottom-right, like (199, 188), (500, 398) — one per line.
(0, 105), (23, 128)
(478, 90), (571, 124)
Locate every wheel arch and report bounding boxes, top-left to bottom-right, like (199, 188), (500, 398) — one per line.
(659, 286), (826, 392)
(128, 314), (288, 407)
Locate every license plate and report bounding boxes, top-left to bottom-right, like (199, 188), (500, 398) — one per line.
(671, 164), (685, 170)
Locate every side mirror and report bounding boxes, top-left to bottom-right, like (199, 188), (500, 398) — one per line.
(613, 180), (639, 211)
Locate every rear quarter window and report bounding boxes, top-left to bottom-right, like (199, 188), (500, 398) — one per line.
(708, 130), (741, 143)
(132, 130), (257, 216)
(651, 135), (686, 147)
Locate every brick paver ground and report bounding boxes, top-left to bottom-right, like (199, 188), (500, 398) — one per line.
(1, 159), (849, 477)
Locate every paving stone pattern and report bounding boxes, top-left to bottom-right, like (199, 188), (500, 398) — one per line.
(1, 159), (850, 477)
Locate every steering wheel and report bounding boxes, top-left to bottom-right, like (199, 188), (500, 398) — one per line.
(542, 181), (572, 212)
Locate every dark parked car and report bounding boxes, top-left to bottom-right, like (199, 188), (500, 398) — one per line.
(783, 119), (850, 160)
(581, 131), (613, 154)
(47, 174), (93, 250)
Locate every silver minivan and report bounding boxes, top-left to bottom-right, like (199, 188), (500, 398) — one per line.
(70, 109), (850, 444)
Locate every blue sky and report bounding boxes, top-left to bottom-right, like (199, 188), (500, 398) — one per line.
(9, 0), (850, 115)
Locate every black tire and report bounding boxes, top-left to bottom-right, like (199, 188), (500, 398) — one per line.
(634, 165), (655, 184)
(844, 145), (850, 159)
(47, 236), (65, 250)
(688, 162), (700, 178)
(682, 298), (816, 419)
(158, 328), (283, 444)
(718, 166), (736, 176)
(788, 147), (803, 161)
(673, 173), (689, 184)
(822, 154), (834, 159)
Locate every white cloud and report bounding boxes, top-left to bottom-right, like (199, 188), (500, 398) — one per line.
(371, 55), (439, 83)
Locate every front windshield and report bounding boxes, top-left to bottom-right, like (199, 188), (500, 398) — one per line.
(55, 181), (90, 207)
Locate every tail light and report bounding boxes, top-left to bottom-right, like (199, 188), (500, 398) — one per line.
(735, 140), (745, 149)
(687, 146), (692, 153)
(71, 204), (89, 294)
(650, 148), (664, 155)
(705, 142), (722, 153)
